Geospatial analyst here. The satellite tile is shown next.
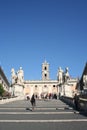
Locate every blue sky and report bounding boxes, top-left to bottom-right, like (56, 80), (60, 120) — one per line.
(0, 0), (87, 82)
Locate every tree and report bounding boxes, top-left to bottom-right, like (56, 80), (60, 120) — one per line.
(0, 84), (5, 96)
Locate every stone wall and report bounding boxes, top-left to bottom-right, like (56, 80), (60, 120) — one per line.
(60, 96), (87, 111)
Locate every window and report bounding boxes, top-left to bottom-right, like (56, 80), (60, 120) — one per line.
(35, 85), (38, 90)
(35, 85), (37, 88)
(45, 74), (47, 78)
(44, 67), (47, 70)
(53, 85), (55, 88)
(44, 85), (47, 88)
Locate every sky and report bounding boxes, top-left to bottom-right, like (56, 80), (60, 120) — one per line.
(0, 0), (87, 82)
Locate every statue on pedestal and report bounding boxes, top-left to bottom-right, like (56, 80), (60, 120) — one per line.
(11, 67), (24, 97)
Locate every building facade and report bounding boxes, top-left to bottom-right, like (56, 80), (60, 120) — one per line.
(0, 66), (10, 92)
(24, 80), (58, 98)
(79, 62), (87, 91)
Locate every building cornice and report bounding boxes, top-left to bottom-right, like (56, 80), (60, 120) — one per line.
(24, 80), (58, 84)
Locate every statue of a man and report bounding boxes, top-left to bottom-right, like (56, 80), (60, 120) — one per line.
(64, 67), (70, 82)
(17, 67), (24, 84)
(57, 67), (63, 84)
(11, 68), (17, 84)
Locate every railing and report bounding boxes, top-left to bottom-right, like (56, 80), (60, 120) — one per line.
(60, 96), (87, 111)
(0, 96), (23, 104)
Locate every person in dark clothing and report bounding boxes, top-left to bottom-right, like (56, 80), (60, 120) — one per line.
(30, 94), (36, 111)
(73, 94), (79, 111)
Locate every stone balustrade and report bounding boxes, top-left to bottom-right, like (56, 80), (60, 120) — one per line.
(0, 96), (24, 104)
(60, 96), (87, 111)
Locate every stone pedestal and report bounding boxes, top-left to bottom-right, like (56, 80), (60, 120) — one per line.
(12, 84), (24, 97)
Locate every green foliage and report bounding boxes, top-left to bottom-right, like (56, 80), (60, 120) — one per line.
(0, 84), (5, 96)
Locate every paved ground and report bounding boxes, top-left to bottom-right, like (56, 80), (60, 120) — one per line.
(0, 99), (87, 130)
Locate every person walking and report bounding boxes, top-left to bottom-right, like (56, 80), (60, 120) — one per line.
(30, 94), (36, 111)
(73, 94), (79, 111)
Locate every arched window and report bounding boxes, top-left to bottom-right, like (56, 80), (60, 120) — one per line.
(44, 85), (47, 88)
(44, 66), (47, 70)
(35, 85), (37, 88)
(45, 74), (47, 78)
(53, 85), (55, 88)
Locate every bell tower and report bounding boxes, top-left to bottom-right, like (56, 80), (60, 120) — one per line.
(42, 60), (50, 80)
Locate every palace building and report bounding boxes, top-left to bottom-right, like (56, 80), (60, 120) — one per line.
(24, 60), (58, 98)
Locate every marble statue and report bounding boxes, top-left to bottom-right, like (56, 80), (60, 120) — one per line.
(17, 67), (24, 84)
(57, 67), (63, 84)
(11, 67), (24, 85)
(64, 67), (70, 82)
(11, 68), (17, 84)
